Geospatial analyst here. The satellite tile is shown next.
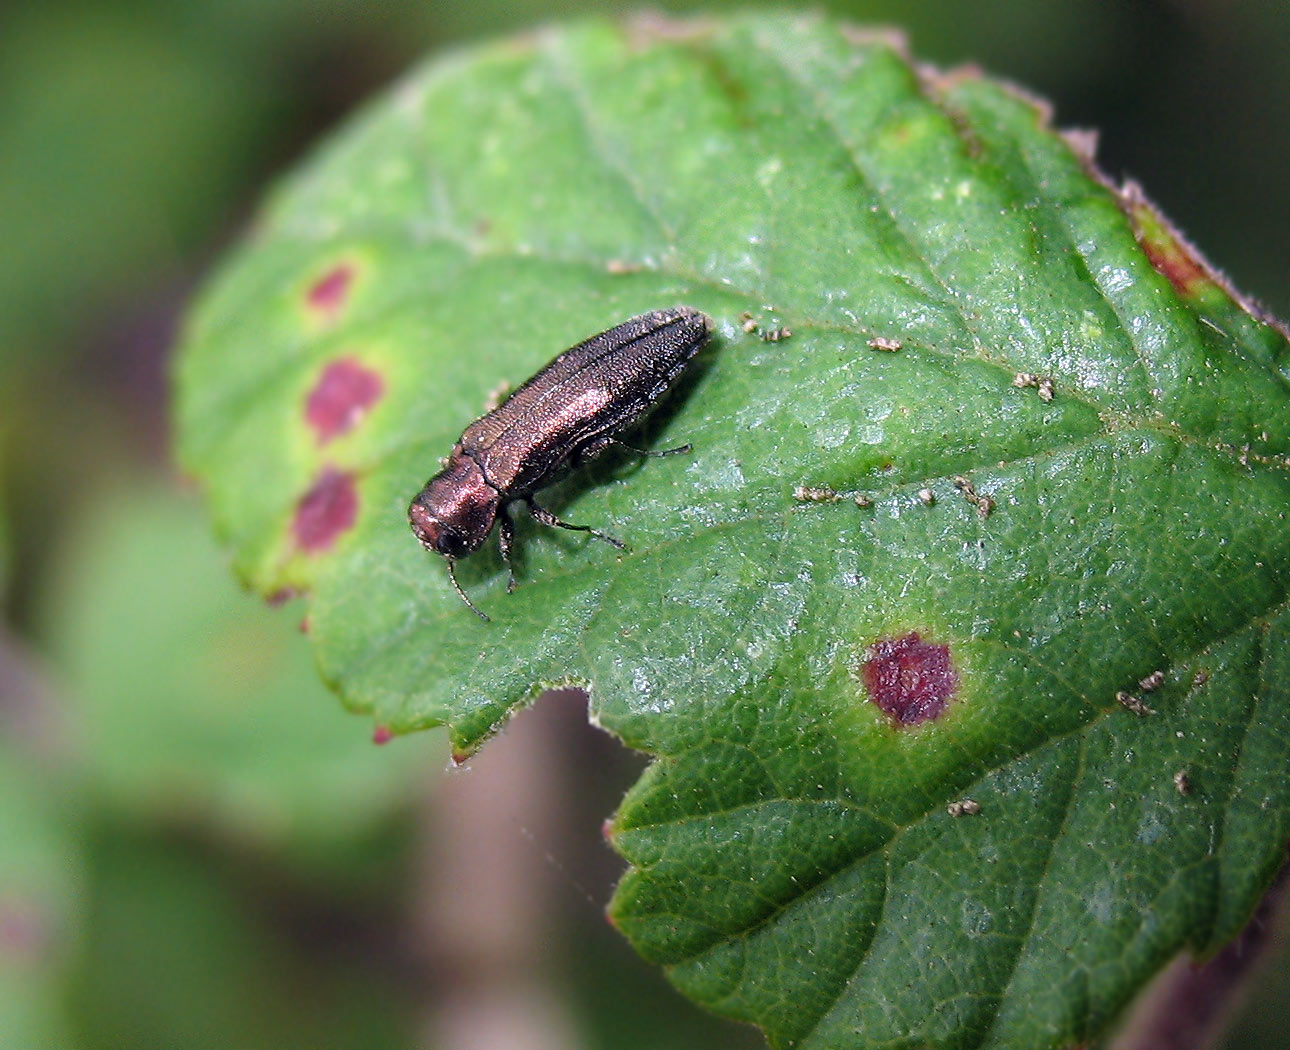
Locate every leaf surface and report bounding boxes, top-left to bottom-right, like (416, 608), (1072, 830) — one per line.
(175, 14), (1290, 1048)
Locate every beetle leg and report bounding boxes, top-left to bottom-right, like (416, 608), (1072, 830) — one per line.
(527, 499), (627, 551)
(498, 507), (518, 593)
(611, 438), (692, 457)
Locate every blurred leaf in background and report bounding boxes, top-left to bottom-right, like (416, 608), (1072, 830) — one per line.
(1216, 895), (1290, 1050)
(0, 485), (9, 601)
(0, 5), (273, 366)
(0, 0), (454, 369)
(66, 825), (416, 1050)
(30, 477), (438, 1045)
(40, 478), (436, 865)
(0, 739), (80, 1049)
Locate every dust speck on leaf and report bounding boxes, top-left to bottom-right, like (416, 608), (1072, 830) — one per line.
(953, 475), (994, 520)
(1116, 690), (1156, 717)
(1013, 371), (1055, 402)
(293, 466), (358, 554)
(794, 484), (840, 503)
(1139, 669), (1165, 693)
(862, 631), (958, 726)
(483, 380), (512, 413)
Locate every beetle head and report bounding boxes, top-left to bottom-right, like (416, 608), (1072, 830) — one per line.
(408, 452), (500, 559)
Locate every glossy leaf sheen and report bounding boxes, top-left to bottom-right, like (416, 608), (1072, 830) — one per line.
(175, 14), (1290, 1049)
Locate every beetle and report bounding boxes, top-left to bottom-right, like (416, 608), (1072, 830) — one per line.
(409, 306), (712, 619)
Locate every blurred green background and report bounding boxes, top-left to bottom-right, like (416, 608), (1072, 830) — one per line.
(1, 2), (1287, 1048)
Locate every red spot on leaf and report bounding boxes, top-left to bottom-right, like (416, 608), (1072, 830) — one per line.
(1137, 225), (1208, 298)
(1123, 183), (1214, 299)
(306, 263), (354, 315)
(863, 631), (958, 726)
(293, 467), (357, 554)
(265, 587), (299, 608)
(372, 725), (392, 745)
(305, 357), (384, 444)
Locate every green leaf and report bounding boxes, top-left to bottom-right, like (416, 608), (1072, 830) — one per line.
(41, 480), (434, 858)
(0, 740), (80, 1048)
(0, 6), (279, 363)
(67, 826), (415, 1050)
(175, 13), (1290, 1049)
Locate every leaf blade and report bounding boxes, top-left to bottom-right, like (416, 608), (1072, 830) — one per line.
(175, 13), (1290, 1048)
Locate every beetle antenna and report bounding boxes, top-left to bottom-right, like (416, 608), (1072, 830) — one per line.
(446, 558), (489, 621)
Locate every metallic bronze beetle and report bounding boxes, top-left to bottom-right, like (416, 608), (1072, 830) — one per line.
(409, 306), (711, 619)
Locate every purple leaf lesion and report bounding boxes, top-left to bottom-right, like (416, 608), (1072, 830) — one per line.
(304, 357), (384, 445)
(862, 630), (958, 726)
(292, 466), (358, 554)
(304, 261), (356, 317)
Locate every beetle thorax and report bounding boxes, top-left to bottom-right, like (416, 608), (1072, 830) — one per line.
(408, 450), (500, 559)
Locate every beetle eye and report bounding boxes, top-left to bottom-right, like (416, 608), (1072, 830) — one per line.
(409, 503), (446, 551)
(409, 501), (476, 558)
(436, 527), (472, 558)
